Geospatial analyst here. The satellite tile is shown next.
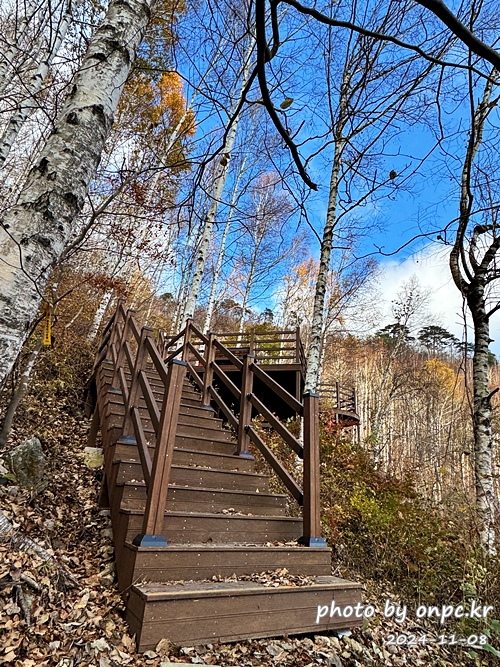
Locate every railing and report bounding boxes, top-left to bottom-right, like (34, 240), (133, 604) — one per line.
(97, 300), (186, 547)
(94, 306), (327, 548)
(319, 381), (357, 416)
(179, 320), (325, 547)
(161, 327), (306, 368)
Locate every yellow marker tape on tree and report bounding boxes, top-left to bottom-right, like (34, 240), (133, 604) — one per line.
(43, 303), (52, 346)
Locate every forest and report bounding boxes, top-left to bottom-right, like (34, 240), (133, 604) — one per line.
(0, 0), (500, 665)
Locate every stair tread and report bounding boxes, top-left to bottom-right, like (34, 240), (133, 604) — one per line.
(114, 461), (267, 479)
(133, 575), (360, 600)
(121, 509), (301, 522)
(125, 543), (329, 551)
(116, 479), (286, 499)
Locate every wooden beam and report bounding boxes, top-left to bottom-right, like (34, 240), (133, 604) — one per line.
(299, 392), (326, 547)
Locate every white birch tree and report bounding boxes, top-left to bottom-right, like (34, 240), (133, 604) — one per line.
(0, 0), (159, 385)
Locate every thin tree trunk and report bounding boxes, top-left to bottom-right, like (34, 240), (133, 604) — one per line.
(469, 300), (496, 554)
(88, 290), (112, 341)
(203, 155), (248, 334)
(0, 0), (157, 386)
(0, 336), (43, 448)
(304, 134), (344, 392)
(183, 37), (255, 322)
(237, 247), (258, 335)
(0, 1), (74, 168)
(0, 0), (40, 97)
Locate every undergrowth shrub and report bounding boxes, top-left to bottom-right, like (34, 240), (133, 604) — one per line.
(320, 421), (500, 642)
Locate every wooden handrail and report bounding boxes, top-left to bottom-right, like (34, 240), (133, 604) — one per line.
(209, 386), (239, 431)
(186, 361), (203, 390)
(202, 333), (216, 408)
(249, 393), (303, 457)
(187, 341), (206, 367)
(247, 427), (303, 503)
(213, 338), (243, 370)
(131, 406), (152, 486)
(235, 355), (254, 458)
(134, 359), (186, 547)
(145, 336), (169, 385)
(251, 363), (303, 413)
(139, 370), (160, 433)
(212, 362), (241, 400)
(189, 321), (209, 345)
(162, 326), (186, 354)
(299, 393), (326, 547)
(122, 327), (154, 437)
(164, 345), (184, 365)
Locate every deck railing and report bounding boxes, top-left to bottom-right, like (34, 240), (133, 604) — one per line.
(94, 306), (326, 548)
(319, 381), (357, 415)
(160, 326), (306, 368)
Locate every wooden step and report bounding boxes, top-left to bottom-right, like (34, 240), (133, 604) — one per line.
(113, 461), (269, 491)
(125, 576), (363, 651)
(113, 442), (254, 472)
(118, 544), (332, 591)
(117, 484), (287, 517)
(113, 510), (303, 551)
(105, 400), (221, 429)
(108, 427), (237, 456)
(104, 413), (234, 446)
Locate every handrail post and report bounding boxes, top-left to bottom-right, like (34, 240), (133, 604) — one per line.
(295, 326), (301, 363)
(335, 381), (340, 411)
(202, 333), (215, 409)
(122, 326), (154, 437)
(299, 392), (327, 547)
(249, 330), (255, 356)
(235, 354), (255, 459)
(182, 319), (192, 361)
(134, 359), (187, 547)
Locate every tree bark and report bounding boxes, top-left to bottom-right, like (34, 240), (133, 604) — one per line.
(0, 1), (74, 168)
(304, 134), (344, 392)
(468, 291), (496, 554)
(0, 0), (157, 386)
(88, 290), (113, 341)
(0, 0), (40, 98)
(183, 36), (255, 322)
(0, 336), (43, 448)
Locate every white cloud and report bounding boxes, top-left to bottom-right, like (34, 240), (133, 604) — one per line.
(377, 244), (500, 356)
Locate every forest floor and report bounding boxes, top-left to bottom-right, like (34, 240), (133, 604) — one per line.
(0, 353), (488, 667)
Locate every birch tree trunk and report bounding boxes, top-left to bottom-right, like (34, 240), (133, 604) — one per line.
(469, 298), (496, 553)
(0, 336), (43, 448)
(183, 36), (255, 322)
(0, 0), (40, 98)
(448, 68), (499, 554)
(0, 0), (157, 386)
(202, 157), (247, 334)
(88, 290), (113, 341)
(304, 133), (344, 392)
(0, 1), (74, 168)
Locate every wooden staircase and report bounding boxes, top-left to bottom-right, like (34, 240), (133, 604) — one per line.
(87, 301), (362, 651)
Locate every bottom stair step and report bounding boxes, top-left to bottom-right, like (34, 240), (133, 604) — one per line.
(118, 543), (332, 590)
(126, 576), (363, 650)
